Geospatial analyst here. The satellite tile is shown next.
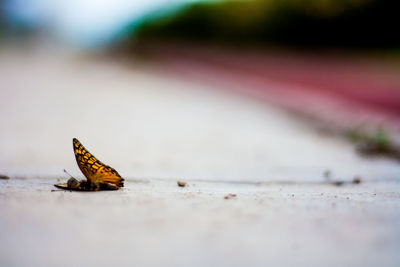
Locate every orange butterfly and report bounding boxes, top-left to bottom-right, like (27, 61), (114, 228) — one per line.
(72, 138), (124, 190)
(54, 139), (124, 191)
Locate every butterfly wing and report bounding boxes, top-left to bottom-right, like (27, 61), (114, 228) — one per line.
(73, 138), (124, 187)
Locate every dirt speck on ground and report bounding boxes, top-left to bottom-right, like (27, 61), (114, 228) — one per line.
(0, 174), (10, 180)
(177, 180), (187, 187)
(224, 193), (237, 199)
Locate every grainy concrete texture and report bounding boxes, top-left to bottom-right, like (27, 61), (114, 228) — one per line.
(1, 178), (399, 267)
(0, 47), (399, 267)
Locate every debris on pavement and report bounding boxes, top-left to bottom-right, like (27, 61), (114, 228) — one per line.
(331, 181), (345, 186)
(0, 174), (10, 180)
(224, 193), (237, 199)
(177, 180), (187, 187)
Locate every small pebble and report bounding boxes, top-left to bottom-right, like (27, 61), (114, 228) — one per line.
(177, 180), (187, 187)
(0, 174), (10, 180)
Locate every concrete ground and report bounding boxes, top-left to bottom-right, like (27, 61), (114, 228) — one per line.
(1, 178), (399, 267)
(0, 46), (399, 266)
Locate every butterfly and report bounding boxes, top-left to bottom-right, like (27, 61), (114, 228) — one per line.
(54, 138), (124, 191)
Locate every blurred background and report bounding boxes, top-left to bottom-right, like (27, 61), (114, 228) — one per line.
(0, 0), (399, 180)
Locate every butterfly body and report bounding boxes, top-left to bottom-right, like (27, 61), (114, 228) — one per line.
(71, 138), (124, 190)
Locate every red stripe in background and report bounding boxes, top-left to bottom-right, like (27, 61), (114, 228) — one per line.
(142, 44), (400, 130)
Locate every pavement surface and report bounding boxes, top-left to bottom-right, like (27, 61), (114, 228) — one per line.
(0, 45), (399, 267)
(1, 178), (399, 267)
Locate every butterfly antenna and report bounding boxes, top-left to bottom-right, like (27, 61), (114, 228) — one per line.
(63, 169), (76, 179)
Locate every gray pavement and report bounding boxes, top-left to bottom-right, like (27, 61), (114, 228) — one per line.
(0, 178), (399, 267)
(0, 47), (399, 267)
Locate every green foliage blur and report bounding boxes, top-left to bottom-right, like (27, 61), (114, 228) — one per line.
(133, 0), (399, 49)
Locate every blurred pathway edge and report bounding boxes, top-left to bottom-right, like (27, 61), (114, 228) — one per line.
(126, 42), (400, 159)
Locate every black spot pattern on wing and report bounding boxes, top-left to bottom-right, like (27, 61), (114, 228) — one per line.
(72, 138), (124, 187)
